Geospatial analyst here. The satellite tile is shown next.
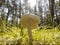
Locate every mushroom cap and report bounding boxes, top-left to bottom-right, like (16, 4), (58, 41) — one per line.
(20, 14), (40, 29)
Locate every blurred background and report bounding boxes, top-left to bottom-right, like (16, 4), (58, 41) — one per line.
(0, 0), (60, 27)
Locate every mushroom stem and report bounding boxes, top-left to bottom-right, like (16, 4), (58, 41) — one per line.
(28, 27), (33, 45)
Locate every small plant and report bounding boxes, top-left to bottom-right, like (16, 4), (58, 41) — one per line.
(57, 24), (60, 30)
(0, 18), (6, 32)
(20, 14), (40, 45)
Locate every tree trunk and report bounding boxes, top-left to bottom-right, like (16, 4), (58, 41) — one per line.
(59, 0), (60, 6)
(49, 0), (55, 27)
(55, 5), (59, 26)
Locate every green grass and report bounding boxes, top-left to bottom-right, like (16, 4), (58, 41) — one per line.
(0, 27), (60, 45)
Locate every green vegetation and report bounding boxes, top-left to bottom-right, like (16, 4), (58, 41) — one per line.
(0, 27), (60, 45)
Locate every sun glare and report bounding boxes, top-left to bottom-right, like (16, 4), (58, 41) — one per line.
(28, 0), (36, 7)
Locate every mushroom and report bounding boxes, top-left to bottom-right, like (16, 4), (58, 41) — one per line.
(20, 14), (40, 45)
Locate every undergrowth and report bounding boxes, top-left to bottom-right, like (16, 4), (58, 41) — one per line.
(0, 27), (60, 45)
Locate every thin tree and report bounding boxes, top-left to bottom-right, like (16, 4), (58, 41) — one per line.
(49, 0), (55, 27)
(38, 1), (43, 26)
(6, 0), (10, 26)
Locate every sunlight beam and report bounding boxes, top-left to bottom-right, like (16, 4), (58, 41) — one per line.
(28, 0), (36, 7)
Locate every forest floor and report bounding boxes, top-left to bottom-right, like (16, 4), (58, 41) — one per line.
(0, 27), (60, 45)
